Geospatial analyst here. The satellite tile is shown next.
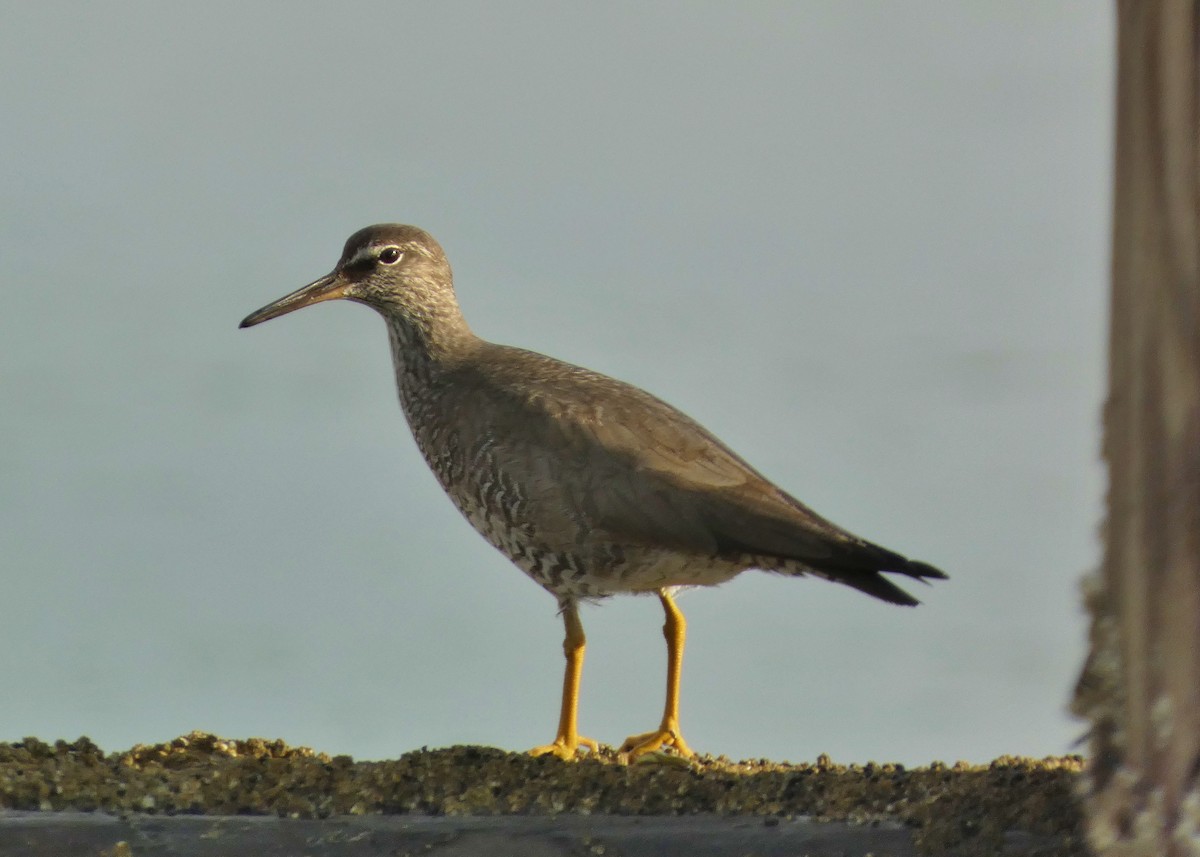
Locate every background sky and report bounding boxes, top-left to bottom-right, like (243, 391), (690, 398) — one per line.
(1, 3), (1111, 766)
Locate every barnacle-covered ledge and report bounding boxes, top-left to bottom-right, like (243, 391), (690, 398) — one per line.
(0, 732), (1084, 856)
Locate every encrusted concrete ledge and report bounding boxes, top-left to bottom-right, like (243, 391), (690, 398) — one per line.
(0, 733), (1085, 856)
(1, 812), (927, 857)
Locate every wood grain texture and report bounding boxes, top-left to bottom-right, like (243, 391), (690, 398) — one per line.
(1074, 2), (1200, 853)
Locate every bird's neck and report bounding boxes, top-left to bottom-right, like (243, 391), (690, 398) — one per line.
(384, 305), (479, 399)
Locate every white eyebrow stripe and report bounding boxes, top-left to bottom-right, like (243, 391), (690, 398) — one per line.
(349, 243), (425, 265)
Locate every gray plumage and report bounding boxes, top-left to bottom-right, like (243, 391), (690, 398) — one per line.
(240, 223), (946, 760)
(243, 223), (945, 607)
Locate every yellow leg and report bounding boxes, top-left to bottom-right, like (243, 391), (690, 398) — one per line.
(619, 590), (695, 761)
(529, 601), (600, 760)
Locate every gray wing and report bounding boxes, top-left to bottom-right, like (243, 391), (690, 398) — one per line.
(460, 346), (945, 604)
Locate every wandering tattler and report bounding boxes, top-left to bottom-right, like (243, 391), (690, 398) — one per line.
(240, 224), (946, 761)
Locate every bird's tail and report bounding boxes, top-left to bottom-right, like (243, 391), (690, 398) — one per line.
(820, 555), (948, 607)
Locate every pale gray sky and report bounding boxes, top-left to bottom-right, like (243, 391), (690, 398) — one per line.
(1, 3), (1111, 765)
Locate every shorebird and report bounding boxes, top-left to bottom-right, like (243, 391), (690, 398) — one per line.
(240, 224), (946, 761)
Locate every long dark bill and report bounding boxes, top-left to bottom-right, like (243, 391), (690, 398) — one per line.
(239, 273), (346, 328)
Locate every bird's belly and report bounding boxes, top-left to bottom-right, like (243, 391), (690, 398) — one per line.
(613, 550), (745, 593)
(414, 421), (752, 598)
(454, 496), (743, 598)
(456, 500), (616, 597)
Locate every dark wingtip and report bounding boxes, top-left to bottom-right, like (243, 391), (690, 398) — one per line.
(847, 572), (922, 607)
(861, 558), (946, 606)
(904, 560), (949, 581)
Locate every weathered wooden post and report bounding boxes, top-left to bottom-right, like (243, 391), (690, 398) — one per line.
(1073, 2), (1200, 854)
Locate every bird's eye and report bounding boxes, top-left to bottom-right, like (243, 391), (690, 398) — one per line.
(378, 247), (403, 265)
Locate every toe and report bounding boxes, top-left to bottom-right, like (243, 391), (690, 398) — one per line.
(529, 741), (576, 761)
(528, 735), (600, 761)
(618, 727), (695, 762)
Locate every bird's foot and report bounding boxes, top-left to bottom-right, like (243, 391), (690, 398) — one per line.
(528, 734), (600, 762)
(618, 720), (694, 763)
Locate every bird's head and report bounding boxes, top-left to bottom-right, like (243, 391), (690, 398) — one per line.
(240, 224), (456, 330)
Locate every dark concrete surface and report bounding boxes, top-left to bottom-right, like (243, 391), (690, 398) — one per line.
(0, 810), (936, 857)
